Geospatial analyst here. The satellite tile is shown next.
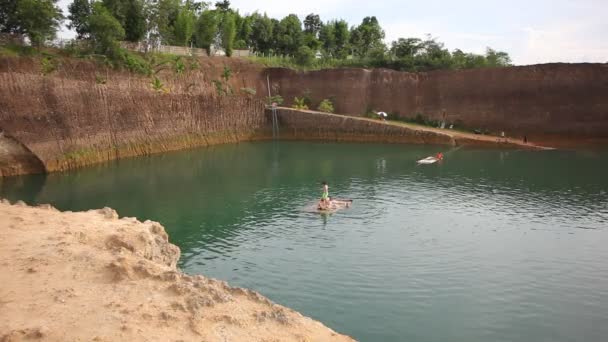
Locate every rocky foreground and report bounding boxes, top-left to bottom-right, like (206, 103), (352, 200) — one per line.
(0, 200), (354, 341)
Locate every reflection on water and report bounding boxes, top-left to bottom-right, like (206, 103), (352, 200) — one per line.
(2, 142), (608, 342)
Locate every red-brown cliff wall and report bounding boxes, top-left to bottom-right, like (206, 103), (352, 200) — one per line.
(266, 64), (608, 141)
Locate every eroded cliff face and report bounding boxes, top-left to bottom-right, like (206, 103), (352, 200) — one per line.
(0, 57), (269, 174)
(267, 64), (608, 141)
(1, 56), (606, 176)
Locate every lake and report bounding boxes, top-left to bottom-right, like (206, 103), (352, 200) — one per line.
(1, 141), (607, 341)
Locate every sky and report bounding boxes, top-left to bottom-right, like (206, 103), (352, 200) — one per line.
(56, 0), (608, 65)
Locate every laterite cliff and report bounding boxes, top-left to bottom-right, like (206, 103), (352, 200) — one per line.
(1, 56), (607, 176)
(267, 63), (608, 143)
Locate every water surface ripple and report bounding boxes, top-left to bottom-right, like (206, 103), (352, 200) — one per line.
(2, 142), (607, 342)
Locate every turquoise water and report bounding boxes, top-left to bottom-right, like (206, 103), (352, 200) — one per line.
(2, 141), (608, 341)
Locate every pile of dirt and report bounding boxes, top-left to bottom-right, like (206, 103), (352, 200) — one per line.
(0, 200), (354, 341)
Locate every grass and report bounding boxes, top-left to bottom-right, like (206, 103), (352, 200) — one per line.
(246, 55), (379, 71)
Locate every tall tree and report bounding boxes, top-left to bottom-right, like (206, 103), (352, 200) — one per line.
(249, 13), (273, 54)
(350, 16), (385, 57)
(235, 12), (253, 49)
(123, 0), (146, 41)
(219, 11), (235, 56)
(276, 14), (302, 56)
(173, 5), (195, 46)
(318, 21), (335, 57)
(485, 47), (512, 66)
(16, 0), (64, 47)
(88, 2), (125, 55)
(214, 0), (230, 11)
(193, 9), (217, 54)
(0, 0), (21, 33)
(152, 0), (181, 44)
(332, 20), (349, 59)
(303, 13), (321, 36)
(68, 0), (92, 39)
(390, 38), (422, 58)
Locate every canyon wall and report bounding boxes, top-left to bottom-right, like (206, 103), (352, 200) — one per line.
(267, 63), (608, 142)
(1, 55), (607, 176)
(0, 57), (269, 175)
(274, 108), (455, 145)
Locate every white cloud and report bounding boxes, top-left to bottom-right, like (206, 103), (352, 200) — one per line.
(519, 20), (608, 64)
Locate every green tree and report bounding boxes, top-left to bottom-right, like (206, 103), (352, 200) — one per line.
(485, 47), (512, 67)
(350, 16), (385, 57)
(276, 14), (302, 56)
(173, 5), (195, 46)
(235, 13), (253, 48)
(68, 0), (92, 39)
(303, 13), (321, 36)
(88, 2), (125, 55)
(318, 21), (335, 57)
(153, 0), (181, 44)
(250, 13), (273, 54)
(219, 11), (236, 56)
(101, 0), (146, 42)
(214, 0), (230, 11)
(193, 9), (217, 54)
(0, 0), (21, 33)
(332, 20), (350, 59)
(295, 45), (314, 66)
(390, 38), (422, 58)
(124, 0), (146, 41)
(16, 0), (64, 47)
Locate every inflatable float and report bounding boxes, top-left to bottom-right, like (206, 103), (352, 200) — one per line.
(317, 199), (353, 213)
(417, 152), (444, 165)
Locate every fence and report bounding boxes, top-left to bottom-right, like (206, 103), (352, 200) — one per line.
(120, 41), (250, 58)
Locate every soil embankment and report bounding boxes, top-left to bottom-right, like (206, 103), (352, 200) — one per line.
(0, 200), (354, 341)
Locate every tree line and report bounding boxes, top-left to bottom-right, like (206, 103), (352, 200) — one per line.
(0, 0), (512, 71)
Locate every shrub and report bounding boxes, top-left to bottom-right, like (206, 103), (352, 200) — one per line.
(317, 99), (334, 113)
(295, 46), (314, 66)
(292, 97), (308, 110)
(151, 77), (164, 92)
(122, 51), (151, 75)
(266, 95), (284, 106)
(240, 87), (256, 97)
(40, 56), (57, 75)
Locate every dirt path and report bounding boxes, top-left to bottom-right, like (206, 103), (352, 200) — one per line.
(279, 108), (552, 150)
(0, 200), (354, 342)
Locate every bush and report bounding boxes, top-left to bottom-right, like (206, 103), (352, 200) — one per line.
(292, 97), (308, 110)
(40, 56), (57, 75)
(317, 99), (334, 113)
(241, 87), (256, 97)
(122, 51), (150, 75)
(266, 95), (283, 106)
(295, 46), (314, 66)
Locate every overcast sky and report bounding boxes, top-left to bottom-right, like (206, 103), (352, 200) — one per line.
(56, 0), (608, 65)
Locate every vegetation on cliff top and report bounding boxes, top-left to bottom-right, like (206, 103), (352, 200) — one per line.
(1, 0), (512, 73)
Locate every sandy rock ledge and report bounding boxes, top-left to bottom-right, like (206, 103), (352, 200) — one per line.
(0, 200), (354, 341)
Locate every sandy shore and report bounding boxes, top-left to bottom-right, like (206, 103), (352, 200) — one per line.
(0, 200), (354, 341)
